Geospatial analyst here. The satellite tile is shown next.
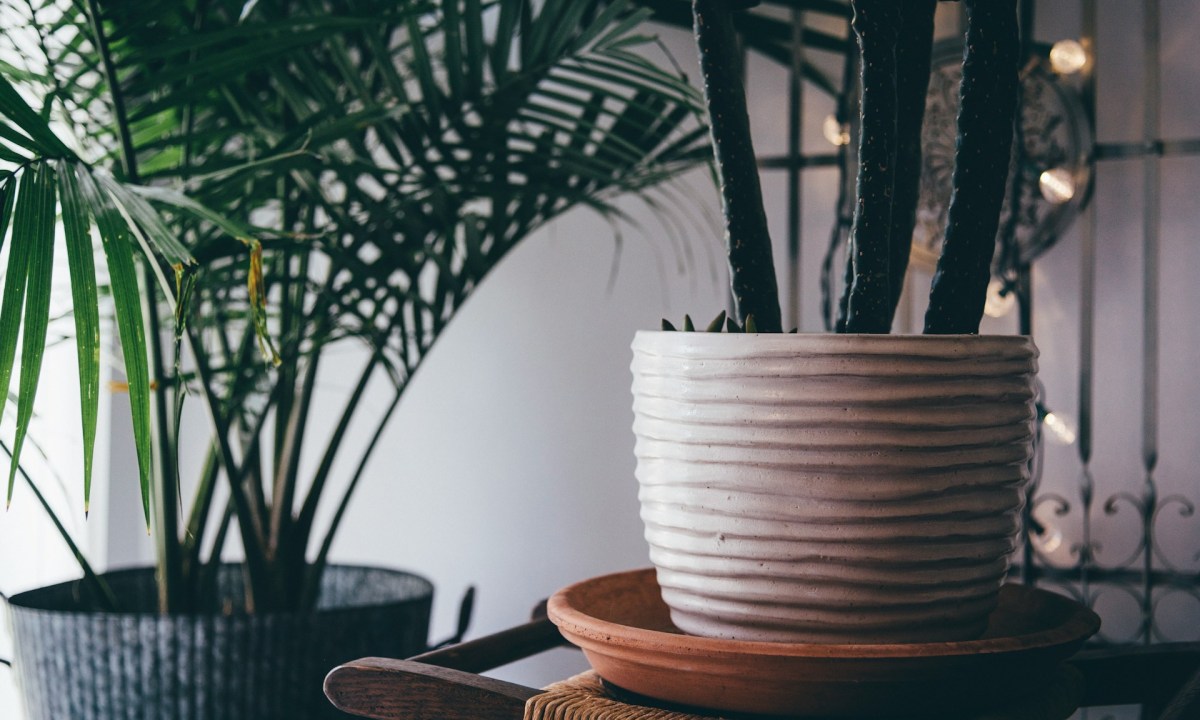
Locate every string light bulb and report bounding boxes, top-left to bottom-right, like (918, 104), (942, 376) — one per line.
(983, 279), (1016, 318)
(1049, 39), (1089, 76)
(1027, 505), (1064, 554)
(1033, 522), (1064, 554)
(822, 114), (850, 146)
(1043, 411), (1078, 446)
(1039, 167), (1076, 204)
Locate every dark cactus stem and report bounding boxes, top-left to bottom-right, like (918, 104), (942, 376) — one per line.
(924, 0), (1020, 334)
(834, 243), (853, 332)
(886, 0), (937, 320)
(692, 0), (782, 333)
(830, 41), (857, 334)
(843, 0), (902, 334)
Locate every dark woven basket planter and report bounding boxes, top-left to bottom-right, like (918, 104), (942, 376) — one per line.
(7, 564), (433, 720)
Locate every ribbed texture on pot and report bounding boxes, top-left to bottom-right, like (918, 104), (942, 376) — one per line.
(8, 565), (432, 720)
(631, 332), (1038, 643)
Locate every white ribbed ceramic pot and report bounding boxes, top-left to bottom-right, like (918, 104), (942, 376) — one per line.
(631, 331), (1038, 644)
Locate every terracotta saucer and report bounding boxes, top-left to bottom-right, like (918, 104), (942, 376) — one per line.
(547, 568), (1100, 717)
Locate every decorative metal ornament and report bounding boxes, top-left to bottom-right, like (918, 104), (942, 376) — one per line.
(908, 41), (1093, 273)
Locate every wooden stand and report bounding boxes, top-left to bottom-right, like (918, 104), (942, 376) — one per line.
(324, 605), (1200, 720)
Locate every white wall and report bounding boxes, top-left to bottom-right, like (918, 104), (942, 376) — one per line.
(321, 193), (728, 683)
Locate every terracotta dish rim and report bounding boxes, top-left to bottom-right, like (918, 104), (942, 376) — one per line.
(547, 567), (1100, 660)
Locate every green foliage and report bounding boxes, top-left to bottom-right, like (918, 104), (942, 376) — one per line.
(57, 161), (102, 513)
(0, 0), (706, 612)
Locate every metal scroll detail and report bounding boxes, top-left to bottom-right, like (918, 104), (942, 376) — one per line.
(1021, 426), (1200, 644)
(909, 41), (1092, 273)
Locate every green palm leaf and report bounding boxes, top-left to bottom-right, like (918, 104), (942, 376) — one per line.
(0, 141), (28, 163)
(0, 74), (75, 157)
(6, 161), (57, 504)
(57, 159), (102, 511)
(97, 172), (194, 267)
(0, 174), (14, 253)
(72, 164), (155, 528)
(129, 184), (253, 241)
(0, 173), (34, 472)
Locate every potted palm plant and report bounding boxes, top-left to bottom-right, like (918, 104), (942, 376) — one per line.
(0, 1), (706, 717)
(632, 0), (1036, 643)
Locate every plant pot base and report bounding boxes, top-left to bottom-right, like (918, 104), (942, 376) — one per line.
(8, 565), (432, 720)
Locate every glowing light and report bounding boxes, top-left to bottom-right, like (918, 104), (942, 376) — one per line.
(1043, 411), (1078, 446)
(983, 279), (1016, 318)
(1035, 524), (1064, 554)
(1049, 39), (1089, 75)
(822, 114), (850, 147)
(1039, 168), (1076, 204)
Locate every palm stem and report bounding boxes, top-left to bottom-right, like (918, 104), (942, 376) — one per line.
(302, 383), (405, 609)
(198, 500), (234, 609)
(181, 443), (219, 572)
(83, 0), (136, 185)
(290, 351), (381, 564)
(269, 339), (321, 555)
(187, 328), (272, 609)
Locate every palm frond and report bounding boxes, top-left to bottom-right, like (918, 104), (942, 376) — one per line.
(56, 159), (102, 511)
(5, 161), (57, 505)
